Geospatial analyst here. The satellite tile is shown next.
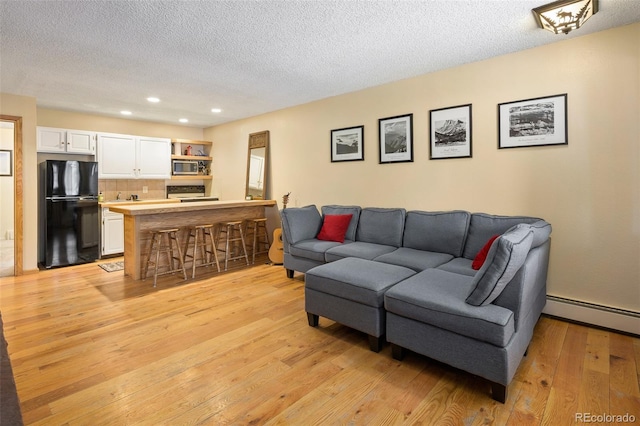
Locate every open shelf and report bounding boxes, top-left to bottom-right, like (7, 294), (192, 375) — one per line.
(170, 139), (213, 184)
(171, 154), (213, 161)
(170, 174), (213, 180)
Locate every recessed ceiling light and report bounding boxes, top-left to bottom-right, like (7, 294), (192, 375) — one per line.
(147, 97), (160, 103)
(120, 110), (132, 116)
(179, 118), (189, 123)
(211, 108), (222, 113)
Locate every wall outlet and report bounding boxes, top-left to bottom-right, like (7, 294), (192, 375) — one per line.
(142, 186), (148, 194)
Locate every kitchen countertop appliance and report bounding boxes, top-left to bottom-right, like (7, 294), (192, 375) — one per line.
(166, 185), (219, 202)
(39, 160), (100, 268)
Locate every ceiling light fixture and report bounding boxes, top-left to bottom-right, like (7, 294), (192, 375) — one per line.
(532, 0), (598, 35)
(211, 108), (222, 113)
(120, 110), (132, 116)
(179, 118), (189, 123)
(147, 97), (160, 103)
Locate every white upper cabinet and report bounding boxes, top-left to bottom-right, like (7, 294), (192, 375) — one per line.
(67, 130), (96, 154)
(137, 137), (171, 179)
(97, 132), (170, 179)
(37, 127), (96, 155)
(97, 133), (137, 178)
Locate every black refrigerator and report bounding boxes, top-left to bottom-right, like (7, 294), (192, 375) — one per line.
(39, 160), (100, 268)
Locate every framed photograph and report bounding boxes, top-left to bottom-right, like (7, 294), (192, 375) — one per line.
(429, 104), (472, 159)
(331, 125), (364, 162)
(498, 93), (568, 149)
(379, 113), (413, 163)
(0, 150), (12, 177)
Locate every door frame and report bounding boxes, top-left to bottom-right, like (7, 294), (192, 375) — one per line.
(0, 115), (23, 275)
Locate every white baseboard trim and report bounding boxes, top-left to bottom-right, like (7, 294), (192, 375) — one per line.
(543, 296), (639, 336)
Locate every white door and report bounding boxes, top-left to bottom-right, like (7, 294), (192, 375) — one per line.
(67, 130), (96, 154)
(137, 137), (171, 179)
(37, 127), (66, 153)
(102, 209), (124, 255)
(97, 133), (137, 178)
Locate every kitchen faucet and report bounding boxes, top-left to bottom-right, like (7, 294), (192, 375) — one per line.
(116, 192), (121, 200)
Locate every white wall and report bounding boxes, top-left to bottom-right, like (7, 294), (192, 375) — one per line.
(206, 24), (640, 314)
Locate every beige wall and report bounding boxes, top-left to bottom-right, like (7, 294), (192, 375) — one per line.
(206, 23), (640, 313)
(37, 108), (204, 140)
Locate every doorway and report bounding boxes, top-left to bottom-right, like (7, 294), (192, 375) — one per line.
(0, 122), (14, 275)
(0, 115), (23, 276)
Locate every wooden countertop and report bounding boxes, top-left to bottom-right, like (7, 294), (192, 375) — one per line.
(100, 199), (180, 207)
(108, 199), (277, 216)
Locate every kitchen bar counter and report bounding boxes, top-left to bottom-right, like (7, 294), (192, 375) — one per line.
(109, 199), (277, 280)
(99, 199), (180, 207)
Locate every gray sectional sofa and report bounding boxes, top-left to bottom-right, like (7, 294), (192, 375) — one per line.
(280, 205), (552, 402)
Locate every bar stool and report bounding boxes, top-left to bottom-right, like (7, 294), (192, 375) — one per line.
(143, 228), (187, 287)
(216, 221), (249, 270)
(244, 218), (270, 264)
(183, 224), (221, 278)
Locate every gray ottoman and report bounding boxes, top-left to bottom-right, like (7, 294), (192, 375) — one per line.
(305, 257), (416, 352)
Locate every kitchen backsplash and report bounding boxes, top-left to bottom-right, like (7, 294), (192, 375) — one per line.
(98, 179), (166, 201)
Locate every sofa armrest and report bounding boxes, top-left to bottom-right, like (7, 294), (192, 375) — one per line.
(492, 239), (550, 330)
(280, 205), (322, 253)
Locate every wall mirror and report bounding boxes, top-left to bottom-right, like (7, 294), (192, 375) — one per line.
(246, 130), (269, 200)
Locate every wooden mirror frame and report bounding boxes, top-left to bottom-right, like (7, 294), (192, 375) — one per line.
(245, 130), (269, 200)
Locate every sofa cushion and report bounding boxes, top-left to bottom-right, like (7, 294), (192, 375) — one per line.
(403, 210), (470, 257)
(321, 205), (361, 241)
(325, 242), (398, 262)
(374, 247), (453, 272)
(436, 257), (476, 276)
(466, 224), (534, 306)
(472, 235), (499, 270)
(462, 213), (541, 260)
(356, 208), (406, 247)
(317, 214), (353, 243)
(290, 239), (348, 262)
(281, 205), (322, 246)
(306, 258), (415, 307)
(384, 268), (515, 347)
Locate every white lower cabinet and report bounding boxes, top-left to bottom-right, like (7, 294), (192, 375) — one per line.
(101, 208), (124, 256)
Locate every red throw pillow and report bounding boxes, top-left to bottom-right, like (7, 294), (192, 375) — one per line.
(472, 235), (500, 270)
(316, 214), (353, 243)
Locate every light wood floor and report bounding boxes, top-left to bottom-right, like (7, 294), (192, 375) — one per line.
(0, 257), (638, 425)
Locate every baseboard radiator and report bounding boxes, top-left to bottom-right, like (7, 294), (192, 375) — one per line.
(543, 295), (640, 336)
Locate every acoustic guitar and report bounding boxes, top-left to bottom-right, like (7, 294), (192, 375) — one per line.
(268, 192), (290, 265)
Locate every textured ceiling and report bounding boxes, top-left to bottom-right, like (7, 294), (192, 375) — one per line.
(1, 0), (639, 128)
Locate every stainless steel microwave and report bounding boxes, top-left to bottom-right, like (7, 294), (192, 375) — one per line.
(172, 160), (198, 175)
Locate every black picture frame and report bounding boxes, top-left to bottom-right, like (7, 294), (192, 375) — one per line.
(378, 113), (413, 164)
(429, 104), (472, 159)
(498, 93), (568, 149)
(330, 125), (364, 162)
(0, 150), (12, 177)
